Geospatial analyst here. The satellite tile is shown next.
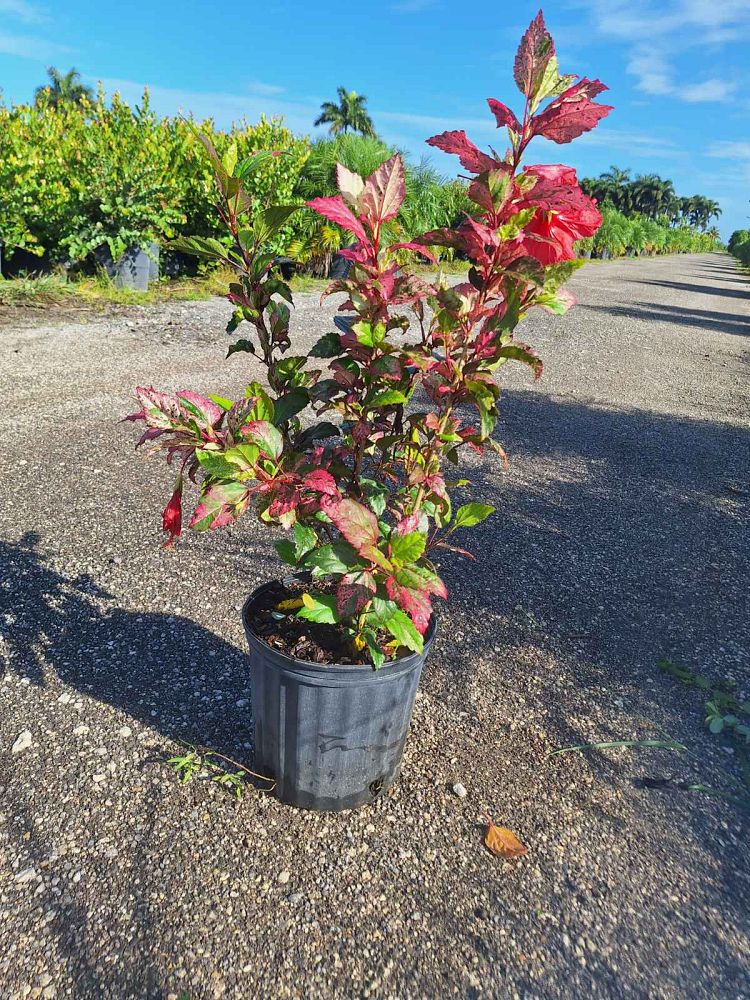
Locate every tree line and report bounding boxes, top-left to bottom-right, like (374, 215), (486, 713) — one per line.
(581, 166), (721, 233)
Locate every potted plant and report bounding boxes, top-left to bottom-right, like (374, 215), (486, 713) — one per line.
(126, 11), (611, 810)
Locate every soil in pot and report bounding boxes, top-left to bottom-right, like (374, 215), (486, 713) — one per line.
(248, 578), (410, 666)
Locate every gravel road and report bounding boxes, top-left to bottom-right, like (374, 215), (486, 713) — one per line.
(1, 253), (748, 999)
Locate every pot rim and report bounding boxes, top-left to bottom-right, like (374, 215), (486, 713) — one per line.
(241, 580), (436, 677)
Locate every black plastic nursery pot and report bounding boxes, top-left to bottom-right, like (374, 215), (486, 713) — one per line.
(241, 582), (436, 811)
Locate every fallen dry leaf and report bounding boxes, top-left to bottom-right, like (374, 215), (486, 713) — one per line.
(277, 598), (304, 611)
(484, 814), (528, 859)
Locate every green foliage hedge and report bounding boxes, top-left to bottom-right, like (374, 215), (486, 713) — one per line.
(0, 88), (722, 275)
(728, 229), (750, 267)
(0, 90), (310, 265)
(0, 91), (467, 274)
(583, 206), (722, 259)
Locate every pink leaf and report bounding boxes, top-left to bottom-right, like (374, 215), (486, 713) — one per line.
(487, 98), (521, 133)
(425, 131), (498, 174)
(321, 496), (379, 557)
(360, 154), (406, 225)
(176, 391), (223, 428)
(302, 469), (339, 495)
(385, 576), (433, 634)
(514, 10), (555, 97)
(306, 195), (370, 246)
(389, 242), (437, 263)
(531, 78), (613, 144)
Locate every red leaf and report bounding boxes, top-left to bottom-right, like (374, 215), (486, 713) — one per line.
(385, 576), (433, 634)
(321, 496), (379, 557)
(514, 10), (555, 98)
(360, 154), (405, 225)
(176, 390), (223, 428)
(531, 79), (613, 144)
(425, 131), (498, 174)
(389, 242), (437, 263)
(415, 227), (465, 250)
(336, 570), (376, 619)
(487, 98), (521, 133)
(162, 476), (183, 548)
(302, 469), (339, 495)
(306, 195), (370, 246)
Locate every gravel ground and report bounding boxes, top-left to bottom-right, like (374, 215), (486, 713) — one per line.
(1, 253), (748, 1000)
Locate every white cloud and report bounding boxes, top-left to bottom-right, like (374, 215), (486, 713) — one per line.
(573, 0), (749, 104)
(0, 29), (69, 60)
(708, 140), (750, 159)
(0, 0), (47, 24)
(625, 47), (737, 102)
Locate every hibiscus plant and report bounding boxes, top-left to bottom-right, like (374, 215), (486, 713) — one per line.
(127, 11), (611, 667)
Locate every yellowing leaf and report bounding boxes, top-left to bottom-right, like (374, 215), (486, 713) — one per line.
(352, 634), (366, 651)
(484, 815), (528, 859)
(277, 598), (303, 611)
(302, 592), (315, 609)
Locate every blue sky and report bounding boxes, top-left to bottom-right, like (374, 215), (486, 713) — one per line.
(1, 0), (748, 237)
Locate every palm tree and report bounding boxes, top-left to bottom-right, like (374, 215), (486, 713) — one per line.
(314, 87), (376, 137)
(35, 67), (94, 109)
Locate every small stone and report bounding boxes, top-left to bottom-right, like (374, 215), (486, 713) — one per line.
(118, 726), (132, 738)
(12, 731), (33, 754)
(236, 698), (249, 709)
(57, 693), (72, 704)
(452, 782), (468, 799)
(15, 867), (37, 884)
(38, 976), (52, 988)
(289, 892), (304, 904)
(72, 725), (89, 736)
(277, 870), (291, 885)
(92, 773), (106, 783)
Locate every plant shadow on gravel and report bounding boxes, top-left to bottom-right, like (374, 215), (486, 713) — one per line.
(1, 532), (255, 760)
(428, 390), (749, 793)
(581, 301), (749, 337)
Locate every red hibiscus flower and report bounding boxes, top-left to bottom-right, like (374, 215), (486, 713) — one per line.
(519, 164), (602, 265)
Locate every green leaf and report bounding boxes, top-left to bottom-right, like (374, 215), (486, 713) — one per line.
(169, 236), (229, 262)
(451, 503), (495, 531)
(227, 339), (255, 358)
(196, 450), (238, 479)
(369, 389), (408, 407)
(293, 523), (318, 561)
(353, 321), (386, 348)
(708, 717), (725, 735)
(274, 539), (297, 565)
(363, 629), (386, 670)
(390, 531), (426, 564)
(369, 596), (399, 625)
(242, 420), (283, 460)
(295, 421), (340, 449)
(273, 389), (308, 426)
(236, 149), (281, 180)
(310, 332), (342, 358)
(245, 381), (275, 422)
(297, 593), (338, 625)
(224, 443), (259, 472)
(253, 205), (298, 245)
(305, 541), (360, 577)
(384, 609), (424, 655)
(208, 394), (234, 411)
